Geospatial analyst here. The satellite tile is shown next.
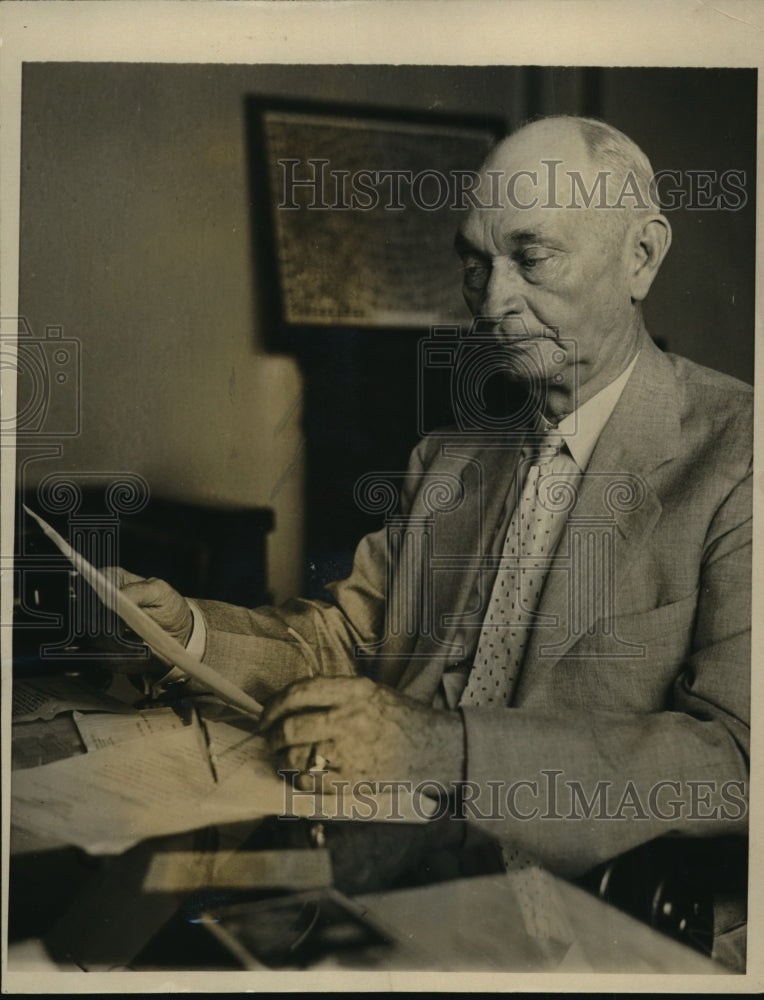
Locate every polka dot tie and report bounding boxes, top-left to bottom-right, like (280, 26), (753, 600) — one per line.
(459, 432), (572, 707)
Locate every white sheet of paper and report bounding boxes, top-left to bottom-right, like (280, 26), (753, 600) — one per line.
(72, 707), (185, 751)
(204, 718), (271, 784)
(22, 505), (263, 720)
(11, 725), (217, 854)
(11, 713), (434, 855)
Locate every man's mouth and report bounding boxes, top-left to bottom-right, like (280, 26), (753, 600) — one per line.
(495, 323), (560, 342)
(467, 317), (561, 343)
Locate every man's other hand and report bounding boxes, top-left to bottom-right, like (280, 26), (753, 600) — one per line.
(259, 675), (465, 791)
(105, 567), (193, 647)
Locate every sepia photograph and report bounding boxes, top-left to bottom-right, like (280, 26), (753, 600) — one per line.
(1, 1), (761, 992)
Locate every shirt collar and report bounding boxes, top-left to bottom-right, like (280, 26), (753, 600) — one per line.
(548, 352), (640, 471)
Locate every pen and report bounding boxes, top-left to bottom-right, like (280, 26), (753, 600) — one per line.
(285, 627), (328, 772)
(193, 706), (218, 784)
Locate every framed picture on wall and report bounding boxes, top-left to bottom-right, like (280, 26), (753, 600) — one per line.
(247, 99), (505, 330)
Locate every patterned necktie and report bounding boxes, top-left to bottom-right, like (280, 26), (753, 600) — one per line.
(459, 431), (571, 707)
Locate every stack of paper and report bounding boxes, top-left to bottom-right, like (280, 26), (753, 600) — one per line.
(12, 676), (136, 723)
(11, 705), (434, 856)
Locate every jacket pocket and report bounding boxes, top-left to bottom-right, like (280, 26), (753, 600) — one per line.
(543, 590), (701, 711)
(600, 588), (700, 647)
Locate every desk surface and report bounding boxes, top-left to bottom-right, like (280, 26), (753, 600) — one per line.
(352, 870), (723, 973)
(8, 678), (731, 976)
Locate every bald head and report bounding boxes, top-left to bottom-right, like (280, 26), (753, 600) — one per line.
(477, 118), (659, 247)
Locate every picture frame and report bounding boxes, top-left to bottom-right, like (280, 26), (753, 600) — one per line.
(247, 98), (505, 330)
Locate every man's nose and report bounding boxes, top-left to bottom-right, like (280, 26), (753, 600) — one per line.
(484, 256), (526, 317)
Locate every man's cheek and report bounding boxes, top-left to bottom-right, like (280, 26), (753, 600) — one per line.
(463, 287), (484, 315)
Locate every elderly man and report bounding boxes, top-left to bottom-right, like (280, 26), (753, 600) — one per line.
(120, 116), (751, 880)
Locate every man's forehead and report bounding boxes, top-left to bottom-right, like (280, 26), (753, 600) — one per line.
(456, 213), (570, 252)
(457, 192), (591, 253)
(455, 124), (613, 251)
(483, 121), (594, 178)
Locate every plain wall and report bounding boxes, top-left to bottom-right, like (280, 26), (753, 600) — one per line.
(18, 65), (755, 601)
(598, 67), (756, 381)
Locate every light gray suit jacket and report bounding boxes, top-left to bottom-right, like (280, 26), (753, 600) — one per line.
(196, 336), (752, 877)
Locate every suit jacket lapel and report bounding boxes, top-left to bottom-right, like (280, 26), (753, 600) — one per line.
(515, 337), (682, 698)
(378, 434), (522, 697)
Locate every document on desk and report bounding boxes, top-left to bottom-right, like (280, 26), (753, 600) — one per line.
(11, 709), (433, 855)
(11, 716), (271, 854)
(12, 676), (136, 723)
(72, 706), (185, 751)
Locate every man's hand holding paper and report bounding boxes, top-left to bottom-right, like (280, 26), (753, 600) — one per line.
(111, 568), (194, 648)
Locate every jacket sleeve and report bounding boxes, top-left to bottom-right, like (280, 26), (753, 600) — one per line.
(459, 466), (751, 878)
(190, 438), (429, 704)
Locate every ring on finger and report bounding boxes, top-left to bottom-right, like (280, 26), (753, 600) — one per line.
(307, 744), (330, 772)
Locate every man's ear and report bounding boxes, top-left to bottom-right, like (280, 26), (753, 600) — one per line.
(628, 214), (672, 301)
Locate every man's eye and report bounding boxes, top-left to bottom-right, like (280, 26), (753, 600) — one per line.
(461, 261), (490, 288)
(519, 251), (552, 270)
